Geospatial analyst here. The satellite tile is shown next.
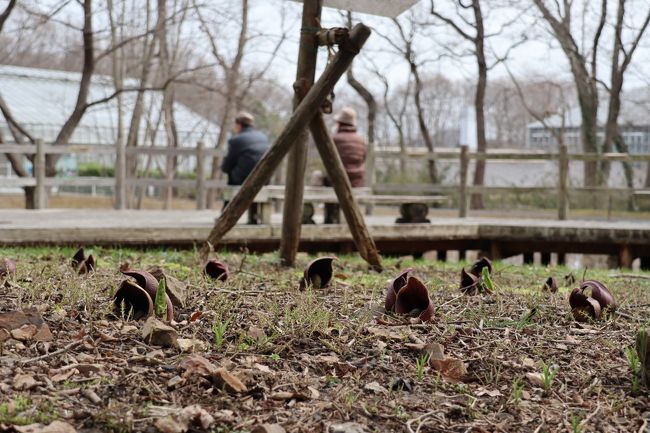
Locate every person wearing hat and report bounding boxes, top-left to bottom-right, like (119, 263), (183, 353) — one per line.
(221, 111), (270, 223)
(323, 106), (367, 224)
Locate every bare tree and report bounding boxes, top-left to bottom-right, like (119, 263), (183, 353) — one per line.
(193, 0), (248, 208)
(125, 0), (157, 207)
(369, 60), (412, 176)
(530, 0), (606, 187)
(430, 0), (489, 208)
(601, 0), (650, 204)
(0, 0), (16, 33)
(375, 13), (440, 183)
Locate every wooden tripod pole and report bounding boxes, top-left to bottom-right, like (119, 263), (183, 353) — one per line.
(200, 23), (372, 261)
(310, 114), (382, 271)
(280, 0), (322, 266)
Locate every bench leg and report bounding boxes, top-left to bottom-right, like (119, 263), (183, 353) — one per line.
(260, 203), (272, 225)
(324, 203), (340, 224)
(302, 203), (316, 225)
(396, 203), (430, 224)
(523, 252), (534, 264)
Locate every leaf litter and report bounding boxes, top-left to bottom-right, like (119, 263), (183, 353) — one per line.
(0, 247), (648, 432)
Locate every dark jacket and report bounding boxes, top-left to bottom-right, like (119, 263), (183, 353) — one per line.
(221, 126), (269, 185)
(332, 124), (367, 187)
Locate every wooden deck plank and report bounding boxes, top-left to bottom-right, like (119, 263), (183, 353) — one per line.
(0, 210), (649, 259)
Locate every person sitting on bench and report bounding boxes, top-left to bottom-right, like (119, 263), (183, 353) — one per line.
(221, 111), (269, 224)
(324, 107), (367, 224)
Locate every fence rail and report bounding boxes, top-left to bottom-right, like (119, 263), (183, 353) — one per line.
(372, 144), (649, 220)
(1, 141), (649, 219)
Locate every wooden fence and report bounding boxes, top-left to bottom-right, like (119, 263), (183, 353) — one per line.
(372, 144), (650, 220)
(0, 140), (226, 210)
(2, 141), (650, 219)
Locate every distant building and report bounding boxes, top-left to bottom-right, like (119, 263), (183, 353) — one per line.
(526, 105), (650, 154)
(0, 65), (218, 178)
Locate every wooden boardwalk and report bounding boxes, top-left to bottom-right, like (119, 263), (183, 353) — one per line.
(0, 209), (649, 267)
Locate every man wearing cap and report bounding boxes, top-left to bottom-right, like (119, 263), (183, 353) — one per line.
(221, 111), (270, 223)
(324, 107), (367, 224)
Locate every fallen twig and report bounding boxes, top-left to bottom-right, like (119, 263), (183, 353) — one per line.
(609, 273), (650, 280)
(20, 340), (82, 365)
(406, 410), (438, 433)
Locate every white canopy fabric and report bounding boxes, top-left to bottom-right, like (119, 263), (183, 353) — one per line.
(288, 0), (419, 17)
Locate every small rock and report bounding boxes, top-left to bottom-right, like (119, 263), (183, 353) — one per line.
(329, 422), (368, 433)
(167, 375), (183, 389)
(142, 317), (178, 348)
(11, 324), (38, 341)
(13, 374), (38, 390)
(526, 372), (545, 388)
(120, 325), (138, 334)
(251, 424), (286, 433)
(363, 381), (387, 394)
(177, 338), (207, 353)
(247, 326), (266, 343)
(154, 404), (214, 433)
(0, 309), (53, 342)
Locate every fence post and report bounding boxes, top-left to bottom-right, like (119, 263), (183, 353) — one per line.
(558, 144), (569, 220)
(196, 141), (206, 210)
(459, 145), (469, 218)
(34, 139), (46, 209)
(115, 138), (126, 209)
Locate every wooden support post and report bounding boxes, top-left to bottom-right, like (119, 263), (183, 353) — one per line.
(365, 138), (376, 216)
(489, 242), (502, 260)
(523, 252), (534, 264)
(558, 144), (569, 220)
(557, 252), (566, 266)
(115, 137), (126, 210)
(437, 251), (447, 262)
(34, 139), (46, 210)
(196, 141), (206, 210)
(640, 257), (650, 271)
(541, 252), (551, 266)
(200, 23), (372, 261)
(619, 244), (633, 269)
(459, 145), (469, 218)
(310, 114), (382, 271)
(280, 0), (323, 266)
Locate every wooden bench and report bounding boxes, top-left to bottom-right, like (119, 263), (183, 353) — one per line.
(219, 185), (448, 225)
(285, 188), (447, 224)
(219, 186), (273, 225)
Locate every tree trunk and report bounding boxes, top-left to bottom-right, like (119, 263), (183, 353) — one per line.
(156, 0), (178, 209)
(49, 0), (95, 175)
(206, 0), (249, 209)
(126, 0), (155, 207)
(471, 1), (487, 210)
(577, 88), (600, 187)
(411, 63), (437, 183)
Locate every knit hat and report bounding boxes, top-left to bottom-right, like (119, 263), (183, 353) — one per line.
(335, 107), (357, 127)
(236, 111), (254, 126)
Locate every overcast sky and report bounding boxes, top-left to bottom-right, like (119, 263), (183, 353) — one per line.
(254, 0), (650, 96)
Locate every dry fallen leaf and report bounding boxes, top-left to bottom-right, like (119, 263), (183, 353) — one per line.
(428, 342), (468, 382)
(251, 425), (286, 433)
(14, 421), (77, 433)
(212, 368), (247, 394)
(154, 404), (215, 433)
